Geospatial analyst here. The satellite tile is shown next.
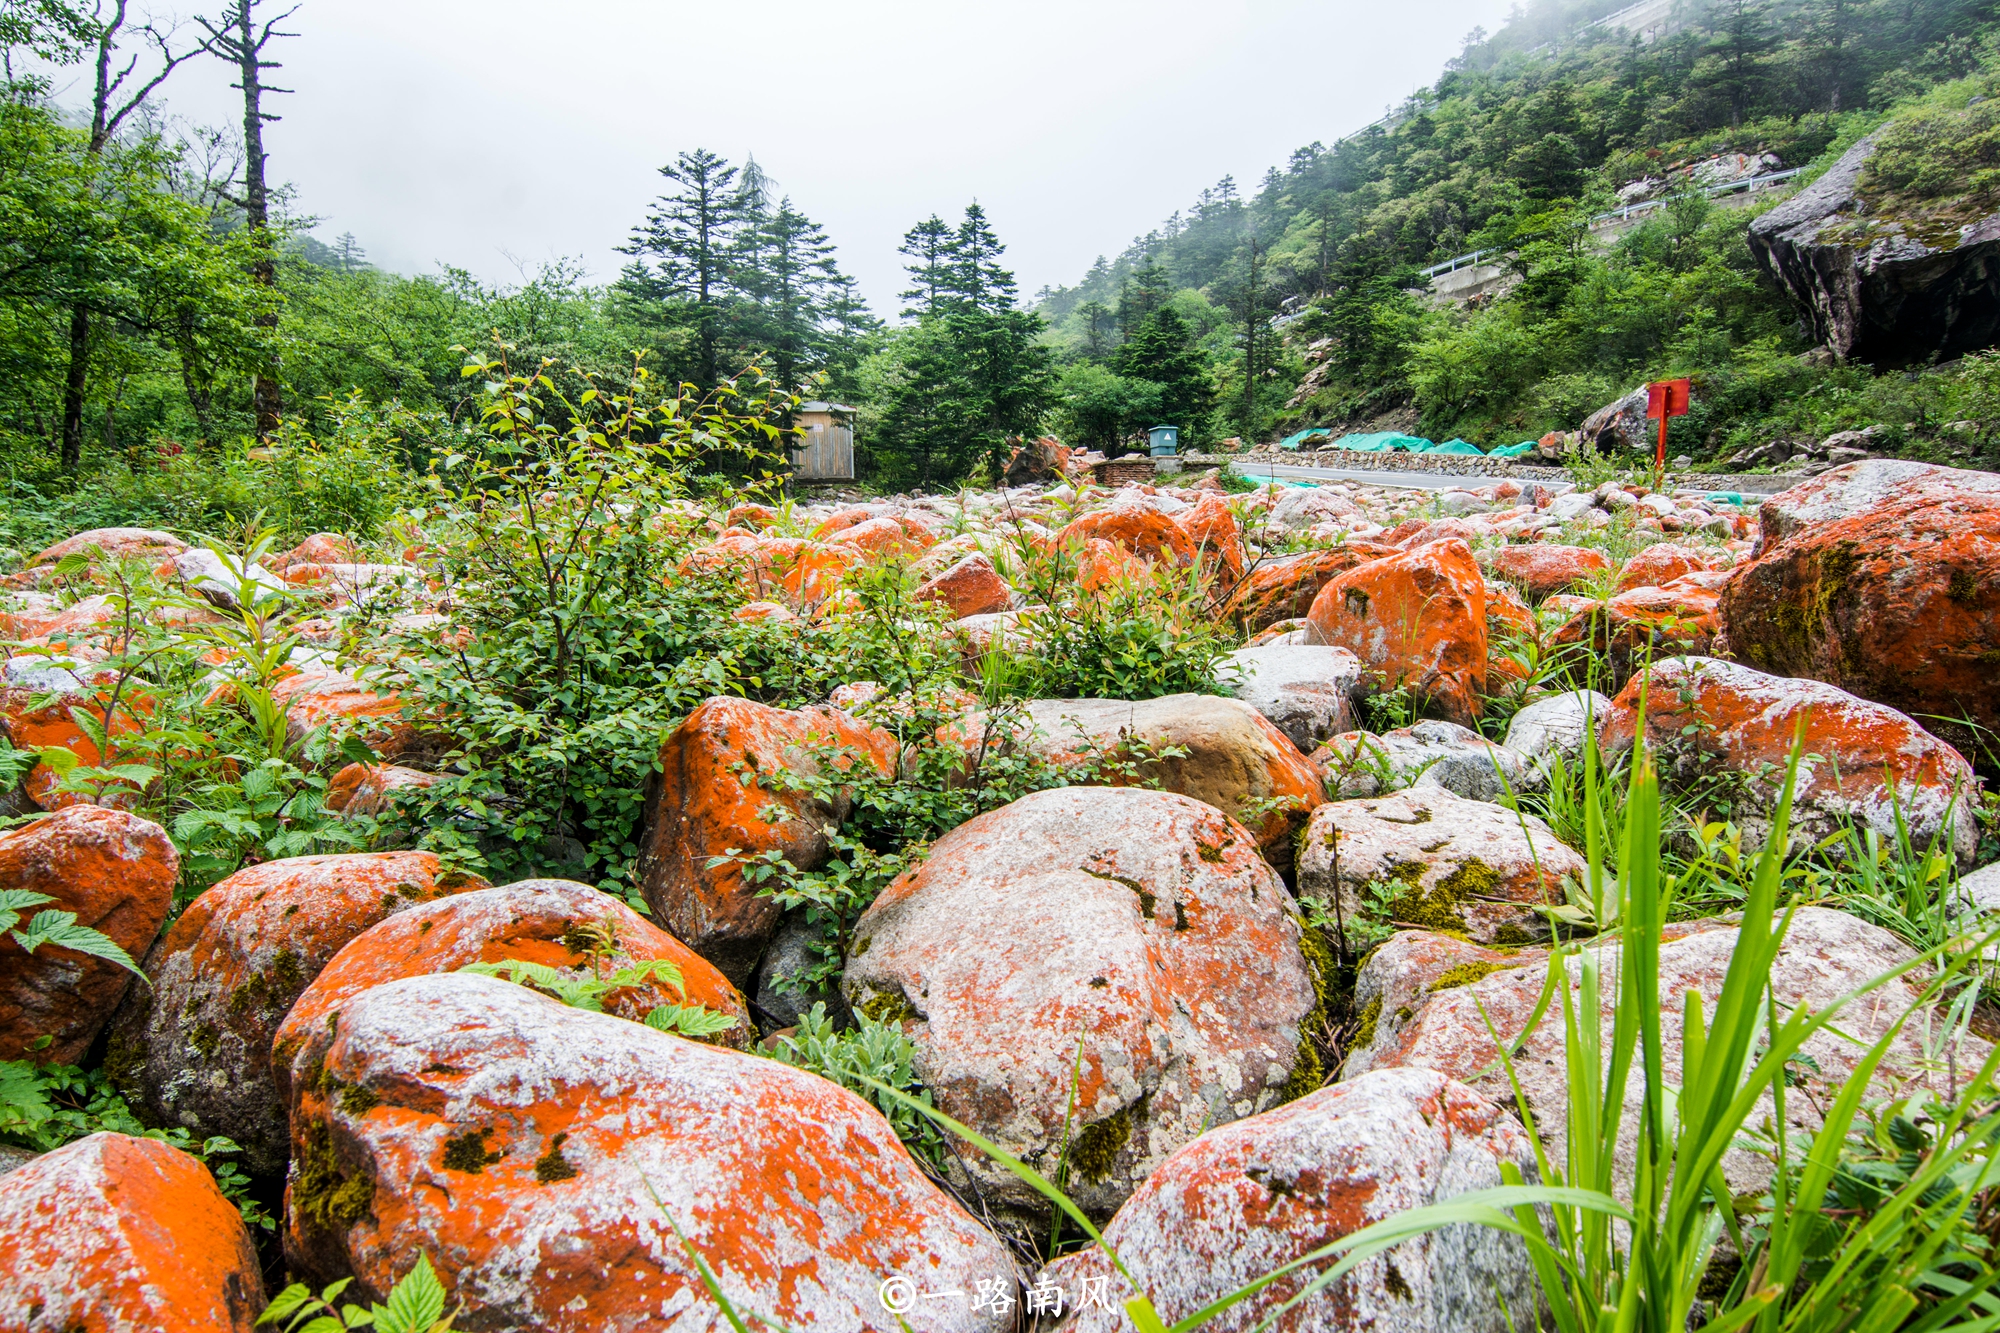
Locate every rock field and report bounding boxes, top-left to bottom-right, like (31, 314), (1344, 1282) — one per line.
(1, 457), (1996, 1330)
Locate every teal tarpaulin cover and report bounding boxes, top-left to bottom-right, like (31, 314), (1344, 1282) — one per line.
(1487, 440), (1536, 458)
(1330, 431), (1429, 452)
(1278, 428), (1333, 451)
(1427, 438), (1486, 456)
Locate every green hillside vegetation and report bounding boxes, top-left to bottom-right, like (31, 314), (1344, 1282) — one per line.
(1038, 0), (2000, 465)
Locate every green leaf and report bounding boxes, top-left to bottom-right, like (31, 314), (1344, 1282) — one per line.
(0, 888), (54, 935)
(11, 910), (143, 977)
(642, 1004), (739, 1038)
(370, 1252), (447, 1333)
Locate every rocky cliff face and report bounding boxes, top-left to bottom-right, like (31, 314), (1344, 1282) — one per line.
(1748, 131), (2000, 365)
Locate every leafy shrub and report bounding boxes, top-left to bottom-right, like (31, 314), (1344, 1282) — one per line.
(770, 1002), (942, 1164)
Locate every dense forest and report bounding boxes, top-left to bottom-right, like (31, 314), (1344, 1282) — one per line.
(6, 0), (2000, 527)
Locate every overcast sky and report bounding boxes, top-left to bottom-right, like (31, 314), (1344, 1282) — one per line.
(62, 0), (1520, 315)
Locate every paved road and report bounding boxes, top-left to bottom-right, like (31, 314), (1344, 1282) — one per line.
(1228, 458), (1794, 496)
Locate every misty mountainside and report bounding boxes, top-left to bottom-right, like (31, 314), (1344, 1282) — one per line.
(1037, 0), (2000, 468)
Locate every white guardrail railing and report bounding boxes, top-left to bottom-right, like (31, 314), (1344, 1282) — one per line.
(1417, 167), (1804, 279)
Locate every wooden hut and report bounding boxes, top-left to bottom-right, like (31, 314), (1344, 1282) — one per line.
(791, 402), (856, 483)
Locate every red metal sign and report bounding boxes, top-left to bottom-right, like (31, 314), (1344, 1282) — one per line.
(1647, 378), (1691, 419)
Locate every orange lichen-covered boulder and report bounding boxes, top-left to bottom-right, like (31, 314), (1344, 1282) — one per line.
(323, 762), (437, 818)
(276, 878), (752, 1077)
(268, 670), (418, 755)
(1615, 541), (1712, 593)
(27, 527), (187, 569)
(1483, 577), (1535, 640)
(722, 503), (779, 531)
(1020, 693), (1325, 869)
(266, 532), (359, 573)
(1485, 542), (1612, 601)
(0, 806), (176, 1065)
(828, 515), (928, 560)
(808, 505), (879, 540)
(281, 972), (1015, 1331)
(1347, 909), (1976, 1191)
(1552, 577), (1720, 687)
(0, 592), (122, 642)
(844, 787), (1317, 1219)
(1037, 1068), (1538, 1333)
(0, 1132), (264, 1332)
(1058, 503), (1198, 568)
(913, 551), (1013, 619)
(636, 698), (899, 985)
(1307, 538), (1488, 727)
(1719, 460), (2000, 760)
(1220, 545), (1394, 633)
(0, 683), (149, 810)
(1296, 786), (1581, 945)
(1074, 536), (1151, 592)
(107, 851), (484, 1176)
(1173, 491), (1246, 582)
(1603, 656), (1981, 862)
(777, 541), (862, 611)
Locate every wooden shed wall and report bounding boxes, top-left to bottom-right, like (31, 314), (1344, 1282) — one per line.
(792, 414), (855, 481)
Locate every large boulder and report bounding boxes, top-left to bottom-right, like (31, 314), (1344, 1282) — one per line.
(1579, 387), (1649, 454)
(281, 972), (1015, 1330)
(914, 551), (1014, 619)
(1173, 491), (1247, 582)
(1036, 1068), (1540, 1333)
(0, 684), (149, 810)
(1307, 539), (1487, 727)
(1218, 643), (1365, 752)
(1020, 694), (1325, 868)
(0, 1132), (265, 1331)
(27, 526), (187, 569)
(1718, 460), (2000, 762)
(1346, 908), (1981, 1190)
(1057, 504), (1197, 568)
(843, 787), (1318, 1221)
(108, 851), (483, 1176)
(1486, 543), (1612, 601)
(1551, 576), (1721, 688)
(1602, 657), (1981, 864)
(0, 805), (177, 1064)
(274, 878), (753, 1079)
(1615, 542), (1713, 593)
(1313, 720), (1534, 803)
(1504, 689), (1612, 771)
(1222, 545), (1394, 633)
(1748, 129), (2000, 364)
(1297, 787), (1582, 947)
(635, 698), (898, 985)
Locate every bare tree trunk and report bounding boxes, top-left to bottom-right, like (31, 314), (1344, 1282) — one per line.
(200, 0), (296, 441)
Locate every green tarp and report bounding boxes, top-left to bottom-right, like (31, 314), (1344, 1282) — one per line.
(1329, 431), (1430, 452)
(1487, 441), (1537, 458)
(1428, 438), (1486, 456)
(1278, 428), (1334, 451)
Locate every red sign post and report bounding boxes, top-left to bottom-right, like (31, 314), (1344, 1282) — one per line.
(1646, 377), (1691, 480)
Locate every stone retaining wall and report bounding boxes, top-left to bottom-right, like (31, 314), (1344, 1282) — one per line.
(1181, 450), (1787, 495)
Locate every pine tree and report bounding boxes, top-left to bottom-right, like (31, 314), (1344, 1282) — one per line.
(1116, 306), (1214, 439)
(621, 148), (745, 388)
(873, 203), (1055, 487)
(898, 215), (955, 318)
(735, 197), (869, 392)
